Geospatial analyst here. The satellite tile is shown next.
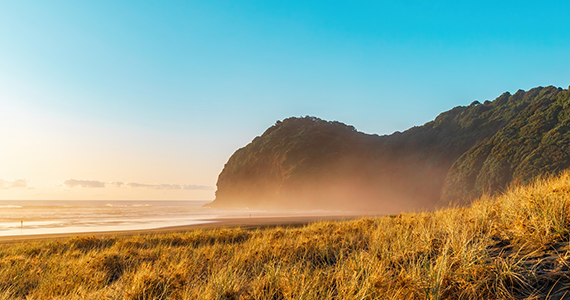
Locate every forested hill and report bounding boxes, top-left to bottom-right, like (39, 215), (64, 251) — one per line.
(207, 85), (570, 212)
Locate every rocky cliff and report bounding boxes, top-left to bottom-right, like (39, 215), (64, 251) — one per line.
(207, 86), (570, 212)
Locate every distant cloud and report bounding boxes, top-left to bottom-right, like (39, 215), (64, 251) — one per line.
(183, 184), (214, 191)
(109, 181), (124, 188)
(0, 179), (29, 189)
(124, 182), (181, 189)
(61, 179), (213, 190)
(123, 182), (213, 190)
(63, 179), (106, 188)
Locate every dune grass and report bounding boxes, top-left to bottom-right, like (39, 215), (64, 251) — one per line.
(2, 172), (570, 299)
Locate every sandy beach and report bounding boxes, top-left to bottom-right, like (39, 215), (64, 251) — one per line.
(0, 214), (364, 244)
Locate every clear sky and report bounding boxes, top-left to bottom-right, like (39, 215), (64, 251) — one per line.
(1, 1), (569, 200)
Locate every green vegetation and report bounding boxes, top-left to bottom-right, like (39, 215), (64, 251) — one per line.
(209, 85), (570, 211)
(211, 117), (375, 209)
(3, 172), (570, 299)
(443, 86), (570, 201)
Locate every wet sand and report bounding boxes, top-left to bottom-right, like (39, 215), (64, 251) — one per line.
(0, 214), (366, 244)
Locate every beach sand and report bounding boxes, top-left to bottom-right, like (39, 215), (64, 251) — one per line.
(0, 214), (364, 244)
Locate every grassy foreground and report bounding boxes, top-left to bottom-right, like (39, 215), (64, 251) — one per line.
(2, 173), (570, 299)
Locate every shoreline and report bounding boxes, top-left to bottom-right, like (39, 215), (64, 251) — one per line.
(0, 214), (368, 244)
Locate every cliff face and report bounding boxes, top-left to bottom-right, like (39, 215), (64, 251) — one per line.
(210, 118), (377, 208)
(207, 86), (570, 212)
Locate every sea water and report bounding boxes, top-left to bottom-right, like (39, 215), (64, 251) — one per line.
(0, 200), (341, 237)
(0, 200), (221, 236)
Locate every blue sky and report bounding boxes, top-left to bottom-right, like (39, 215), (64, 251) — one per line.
(1, 1), (569, 200)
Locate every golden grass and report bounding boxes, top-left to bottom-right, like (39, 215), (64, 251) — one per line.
(3, 172), (570, 299)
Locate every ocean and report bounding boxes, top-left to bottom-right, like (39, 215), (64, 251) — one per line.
(0, 200), (233, 237)
(0, 200), (340, 237)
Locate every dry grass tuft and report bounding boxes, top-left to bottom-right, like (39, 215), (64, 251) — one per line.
(3, 172), (570, 299)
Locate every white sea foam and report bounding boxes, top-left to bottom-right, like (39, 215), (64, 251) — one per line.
(105, 204), (127, 207)
(0, 205), (22, 208)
